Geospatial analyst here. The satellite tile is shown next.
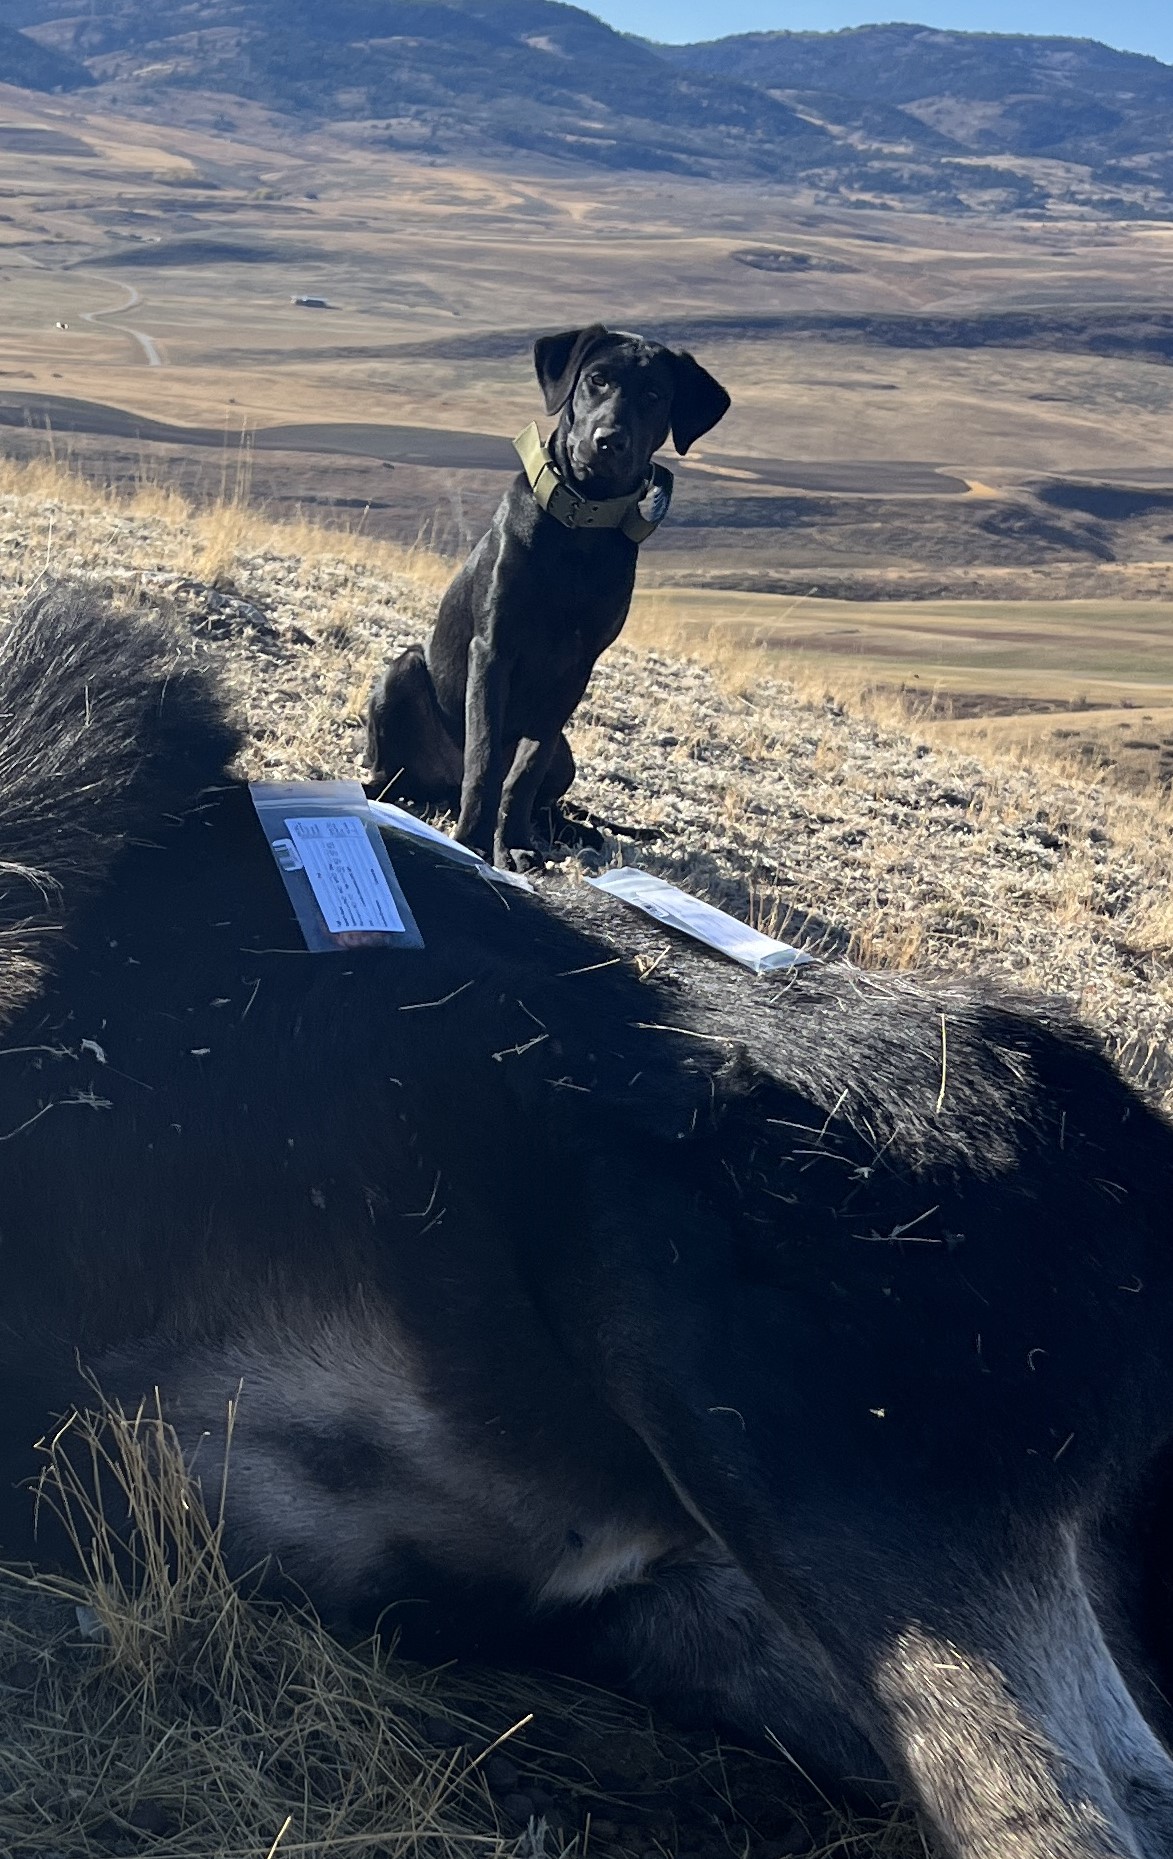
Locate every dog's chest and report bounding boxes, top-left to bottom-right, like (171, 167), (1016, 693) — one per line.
(527, 538), (635, 658)
(507, 604), (618, 731)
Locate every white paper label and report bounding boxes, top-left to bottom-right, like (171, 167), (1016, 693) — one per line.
(285, 815), (405, 934)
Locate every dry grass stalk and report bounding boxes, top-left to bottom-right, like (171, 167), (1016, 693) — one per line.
(809, 1806), (930, 1857)
(0, 1393), (529, 1859)
(0, 449), (454, 596)
(0, 1394), (810, 1859)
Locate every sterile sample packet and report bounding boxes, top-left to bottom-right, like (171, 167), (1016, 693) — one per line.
(250, 780), (423, 953)
(367, 799), (534, 891)
(588, 867), (814, 975)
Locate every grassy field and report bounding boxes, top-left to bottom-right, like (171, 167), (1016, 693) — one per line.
(628, 587), (1173, 785)
(0, 82), (1171, 465)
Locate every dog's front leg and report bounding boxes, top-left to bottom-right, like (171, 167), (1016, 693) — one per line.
(496, 735), (560, 872)
(454, 635), (510, 859)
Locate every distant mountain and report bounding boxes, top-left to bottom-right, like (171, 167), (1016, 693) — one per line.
(0, 0), (832, 179)
(1, 2), (1171, 215)
(662, 24), (1173, 175)
(0, 18), (91, 89)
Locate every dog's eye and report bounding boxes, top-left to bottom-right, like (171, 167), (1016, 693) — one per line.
(643, 389), (662, 405)
(587, 372), (608, 390)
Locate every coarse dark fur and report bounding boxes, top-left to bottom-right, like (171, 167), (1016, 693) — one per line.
(7, 588), (1173, 1857)
(0, 584), (239, 1023)
(366, 325), (730, 870)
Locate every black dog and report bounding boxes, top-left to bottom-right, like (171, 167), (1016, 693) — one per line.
(366, 325), (730, 870)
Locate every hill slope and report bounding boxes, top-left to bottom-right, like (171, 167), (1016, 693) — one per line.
(0, 456), (1169, 1107)
(0, 17), (91, 88)
(1, 0), (1172, 213)
(1, 0), (832, 178)
(663, 24), (1173, 179)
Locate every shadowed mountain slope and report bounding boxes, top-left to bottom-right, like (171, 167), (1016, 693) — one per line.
(1, 1), (1172, 212)
(0, 0), (831, 178)
(662, 23), (1173, 174)
(0, 18), (91, 89)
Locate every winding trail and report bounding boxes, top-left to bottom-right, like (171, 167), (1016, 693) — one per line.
(80, 280), (163, 367)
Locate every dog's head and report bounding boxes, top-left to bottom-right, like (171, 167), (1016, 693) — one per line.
(534, 324), (730, 498)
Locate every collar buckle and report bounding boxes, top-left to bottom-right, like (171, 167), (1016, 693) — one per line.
(543, 476), (584, 527)
(513, 422), (673, 545)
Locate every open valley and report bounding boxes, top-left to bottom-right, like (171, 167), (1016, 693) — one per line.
(1, 75), (1172, 777)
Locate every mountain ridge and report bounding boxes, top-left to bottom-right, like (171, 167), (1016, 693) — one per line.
(2, 2), (1172, 215)
(662, 23), (1173, 174)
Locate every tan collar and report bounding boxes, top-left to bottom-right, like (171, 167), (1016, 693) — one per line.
(513, 422), (673, 543)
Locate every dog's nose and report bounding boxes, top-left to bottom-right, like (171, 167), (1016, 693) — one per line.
(593, 427), (630, 456)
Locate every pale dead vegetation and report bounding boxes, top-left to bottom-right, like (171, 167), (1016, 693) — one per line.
(0, 452), (454, 599)
(0, 1393), (559, 1859)
(626, 597), (1173, 1096)
(0, 1390), (910, 1859)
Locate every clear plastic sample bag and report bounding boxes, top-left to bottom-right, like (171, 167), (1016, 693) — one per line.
(250, 780), (423, 953)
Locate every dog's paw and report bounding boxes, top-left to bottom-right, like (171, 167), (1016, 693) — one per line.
(496, 844), (547, 876)
(453, 826), (494, 861)
(541, 803), (607, 853)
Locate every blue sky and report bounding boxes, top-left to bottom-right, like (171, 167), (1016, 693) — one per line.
(589, 0), (1173, 62)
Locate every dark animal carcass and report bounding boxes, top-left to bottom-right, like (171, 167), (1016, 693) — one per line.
(2, 587), (1173, 1859)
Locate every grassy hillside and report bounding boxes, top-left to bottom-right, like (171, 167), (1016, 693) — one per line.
(664, 23), (1173, 166)
(1, 451), (1169, 1097)
(3, 0), (831, 178)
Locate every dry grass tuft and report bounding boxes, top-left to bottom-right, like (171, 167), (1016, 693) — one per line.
(0, 450), (454, 597)
(625, 606), (940, 738)
(0, 1394), (528, 1859)
(809, 1809), (929, 1858)
(0, 1395), (816, 1859)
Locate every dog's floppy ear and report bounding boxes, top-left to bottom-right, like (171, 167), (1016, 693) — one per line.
(534, 325), (609, 414)
(669, 351), (731, 455)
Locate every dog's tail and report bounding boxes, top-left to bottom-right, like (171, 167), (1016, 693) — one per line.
(0, 580), (241, 1019)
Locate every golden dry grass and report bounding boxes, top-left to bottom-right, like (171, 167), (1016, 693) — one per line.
(627, 591), (1173, 984)
(0, 1395), (529, 1859)
(626, 588), (1173, 738)
(0, 450), (454, 595)
(0, 1390), (896, 1859)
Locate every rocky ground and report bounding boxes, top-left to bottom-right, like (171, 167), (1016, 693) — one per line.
(2, 462), (1173, 1859)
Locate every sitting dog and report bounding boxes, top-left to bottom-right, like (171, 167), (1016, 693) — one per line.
(366, 324), (730, 870)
